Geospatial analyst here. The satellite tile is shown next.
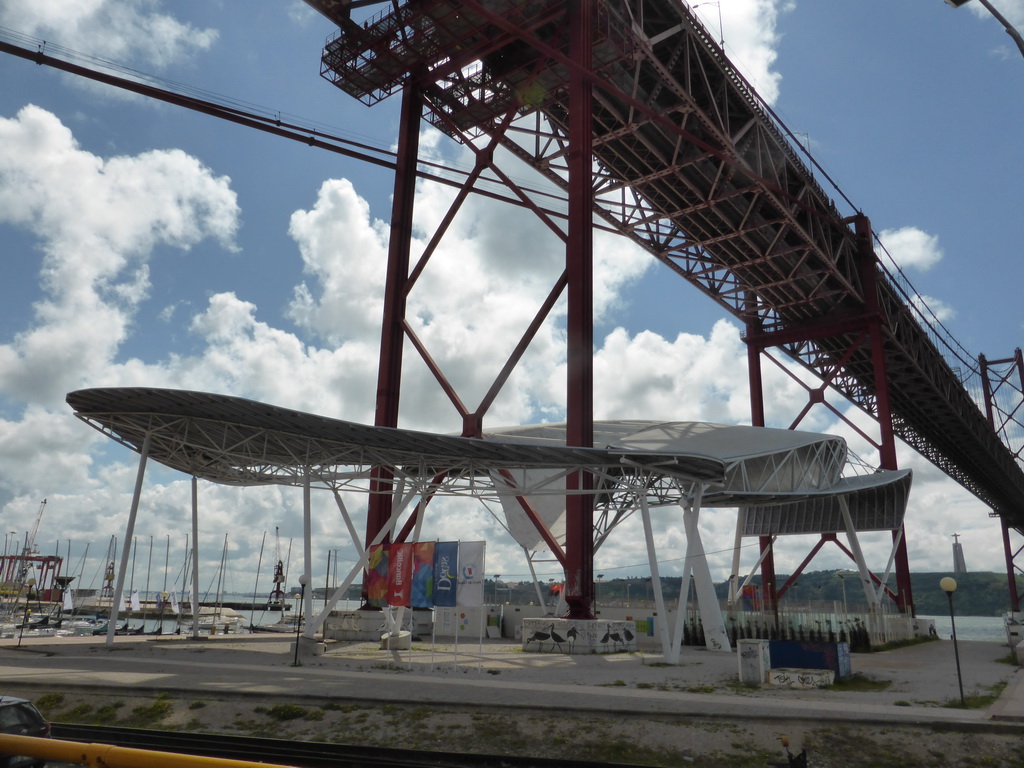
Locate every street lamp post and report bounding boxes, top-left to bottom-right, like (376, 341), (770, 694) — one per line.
(940, 577), (966, 706)
(945, 0), (1024, 59)
(292, 574), (308, 667)
(18, 578), (35, 648)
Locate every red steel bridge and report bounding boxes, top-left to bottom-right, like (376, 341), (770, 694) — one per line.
(301, 0), (1024, 618)
(0, 0), (1020, 621)
(300, 0), (1024, 618)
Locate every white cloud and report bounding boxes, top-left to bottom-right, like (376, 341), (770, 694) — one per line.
(0, 105), (239, 405)
(912, 294), (957, 324)
(0, 0), (217, 70)
(0, 103), (245, 564)
(967, 0), (1024, 31)
(877, 226), (944, 272)
(693, 0), (793, 105)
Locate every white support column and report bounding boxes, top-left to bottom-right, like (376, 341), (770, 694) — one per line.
(639, 492), (673, 658)
(106, 434), (150, 646)
(524, 548), (549, 611)
(737, 535), (776, 598)
(308, 493), (414, 633)
(667, 488), (729, 662)
(878, 526), (904, 603)
(682, 502), (730, 653)
(332, 489), (365, 562)
(190, 477), (200, 639)
(301, 469), (313, 638)
(840, 496), (879, 608)
(728, 507), (746, 606)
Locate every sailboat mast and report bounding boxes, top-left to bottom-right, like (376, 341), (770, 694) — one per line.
(253, 531), (266, 611)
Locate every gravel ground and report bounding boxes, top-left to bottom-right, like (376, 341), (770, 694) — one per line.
(3, 633), (1023, 767)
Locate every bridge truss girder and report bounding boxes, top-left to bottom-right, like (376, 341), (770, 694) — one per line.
(305, 0), (1024, 608)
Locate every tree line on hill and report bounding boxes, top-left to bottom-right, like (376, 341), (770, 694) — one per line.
(316, 569), (1021, 617)
(475, 570), (1021, 617)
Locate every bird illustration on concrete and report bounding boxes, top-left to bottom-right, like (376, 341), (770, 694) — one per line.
(548, 624), (566, 652)
(525, 626), (551, 647)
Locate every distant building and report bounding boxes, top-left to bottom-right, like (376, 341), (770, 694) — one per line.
(952, 533), (967, 573)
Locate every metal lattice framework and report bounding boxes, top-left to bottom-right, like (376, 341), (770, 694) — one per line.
(67, 388), (912, 557)
(307, 0), (1024, 528)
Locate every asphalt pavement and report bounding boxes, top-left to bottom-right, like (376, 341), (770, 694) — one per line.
(0, 632), (1021, 731)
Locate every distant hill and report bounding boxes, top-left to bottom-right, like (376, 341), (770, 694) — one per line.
(561, 570), (1023, 617)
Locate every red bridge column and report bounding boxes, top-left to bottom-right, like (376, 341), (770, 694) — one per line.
(981, 348), (1024, 613)
(854, 215), (914, 614)
(746, 312), (778, 614)
(563, 0), (596, 620)
(364, 82), (422, 603)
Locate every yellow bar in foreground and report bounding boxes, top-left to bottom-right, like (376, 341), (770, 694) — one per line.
(0, 733), (301, 768)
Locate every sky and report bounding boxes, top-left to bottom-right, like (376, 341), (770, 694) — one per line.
(0, 0), (1022, 604)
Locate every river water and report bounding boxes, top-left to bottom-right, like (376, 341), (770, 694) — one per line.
(920, 614), (1007, 643)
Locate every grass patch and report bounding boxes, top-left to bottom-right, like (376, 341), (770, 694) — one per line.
(94, 702), (126, 724)
(719, 679), (760, 693)
(942, 682), (1006, 709)
(321, 702), (363, 712)
(828, 673), (892, 692)
(188, 701), (206, 710)
(864, 635), (939, 653)
(33, 693), (64, 711)
(258, 703), (309, 721)
(60, 703), (94, 721)
(122, 693), (173, 726)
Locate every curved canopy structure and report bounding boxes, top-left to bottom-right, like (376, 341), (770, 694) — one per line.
(487, 421), (911, 552)
(67, 387), (912, 657)
(65, 388), (726, 495)
(67, 387), (910, 540)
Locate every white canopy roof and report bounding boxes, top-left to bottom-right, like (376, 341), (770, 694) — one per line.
(485, 421), (911, 550)
(65, 389), (910, 550)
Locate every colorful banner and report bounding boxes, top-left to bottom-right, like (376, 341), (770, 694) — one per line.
(366, 544), (389, 607)
(433, 541), (459, 607)
(456, 540), (485, 607)
(388, 542), (413, 606)
(411, 542), (435, 609)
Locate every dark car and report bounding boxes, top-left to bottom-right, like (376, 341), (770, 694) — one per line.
(0, 697), (50, 768)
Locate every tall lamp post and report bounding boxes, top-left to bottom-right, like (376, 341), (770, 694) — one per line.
(940, 577), (966, 706)
(944, 0), (1024, 59)
(17, 578), (35, 648)
(292, 574), (308, 667)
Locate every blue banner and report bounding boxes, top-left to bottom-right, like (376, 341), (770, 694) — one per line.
(433, 541), (459, 607)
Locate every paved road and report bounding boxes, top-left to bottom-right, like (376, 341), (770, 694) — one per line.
(0, 633), (1021, 729)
